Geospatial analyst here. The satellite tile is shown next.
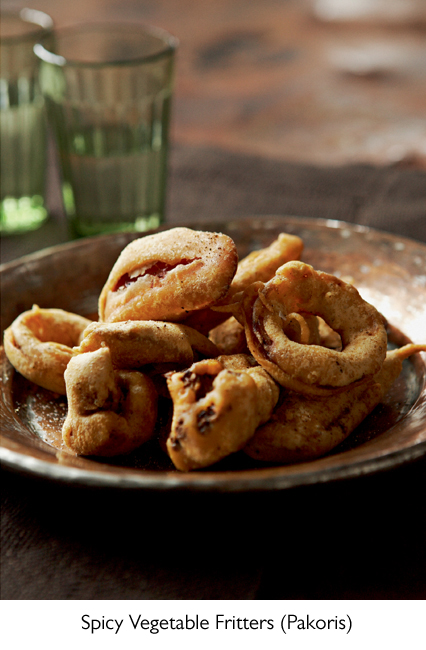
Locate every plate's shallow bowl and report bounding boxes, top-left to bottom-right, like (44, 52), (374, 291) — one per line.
(1, 216), (425, 491)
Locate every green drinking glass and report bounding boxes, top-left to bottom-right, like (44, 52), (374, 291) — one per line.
(1, 8), (54, 235)
(34, 22), (178, 238)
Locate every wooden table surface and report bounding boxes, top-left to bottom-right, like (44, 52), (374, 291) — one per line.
(18, 0), (426, 167)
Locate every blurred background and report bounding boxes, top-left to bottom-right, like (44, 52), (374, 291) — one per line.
(1, 0), (426, 258)
(3, 0), (426, 166)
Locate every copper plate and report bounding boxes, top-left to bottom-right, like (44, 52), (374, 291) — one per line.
(1, 216), (425, 491)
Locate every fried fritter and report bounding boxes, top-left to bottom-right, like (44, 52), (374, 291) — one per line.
(3, 305), (92, 394)
(240, 262), (388, 396)
(77, 320), (219, 368)
(62, 347), (157, 456)
(208, 316), (249, 355)
(182, 232), (304, 334)
(166, 356), (279, 470)
(244, 344), (426, 463)
(99, 228), (238, 323)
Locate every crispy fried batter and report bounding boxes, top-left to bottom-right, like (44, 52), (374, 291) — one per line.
(3, 305), (92, 394)
(244, 344), (426, 463)
(166, 356), (279, 470)
(77, 320), (219, 368)
(240, 262), (388, 396)
(317, 316), (342, 350)
(62, 347), (157, 456)
(284, 312), (321, 345)
(4, 226), (423, 471)
(99, 228), (238, 323)
(227, 232), (304, 295)
(182, 232), (304, 334)
(216, 353), (258, 371)
(209, 316), (249, 355)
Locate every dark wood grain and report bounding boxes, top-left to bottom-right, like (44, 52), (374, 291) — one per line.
(20, 0), (426, 167)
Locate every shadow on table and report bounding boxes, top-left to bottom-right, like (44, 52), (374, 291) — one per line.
(2, 454), (425, 600)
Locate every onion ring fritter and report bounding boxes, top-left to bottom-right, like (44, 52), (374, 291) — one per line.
(99, 228), (238, 323)
(77, 320), (219, 368)
(183, 232), (303, 334)
(166, 356), (279, 470)
(62, 347), (158, 456)
(244, 344), (426, 463)
(241, 261), (387, 395)
(3, 305), (92, 394)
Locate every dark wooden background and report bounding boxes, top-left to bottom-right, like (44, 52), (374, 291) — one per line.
(5, 0), (426, 168)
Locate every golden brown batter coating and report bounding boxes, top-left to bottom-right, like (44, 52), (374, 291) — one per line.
(208, 316), (249, 355)
(3, 305), (92, 394)
(166, 356), (279, 470)
(209, 311), (337, 358)
(5, 225), (421, 471)
(317, 316), (342, 350)
(77, 320), (219, 368)
(216, 353), (258, 371)
(240, 262), (388, 396)
(228, 232), (304, 294)
(283, 312), (321, 345)
(62, 347), (158, 456)
(183, 232), (304, 334)
(244, 344), (426, 463)
(98, 228), (238, 323)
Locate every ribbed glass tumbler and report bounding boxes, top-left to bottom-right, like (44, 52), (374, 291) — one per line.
(1, 8), (53, 234)
(34, 23), (178, 237)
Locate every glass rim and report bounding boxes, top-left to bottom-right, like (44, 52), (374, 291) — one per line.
(1, 8), (53, 44)
(33, 21), (179, 68)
